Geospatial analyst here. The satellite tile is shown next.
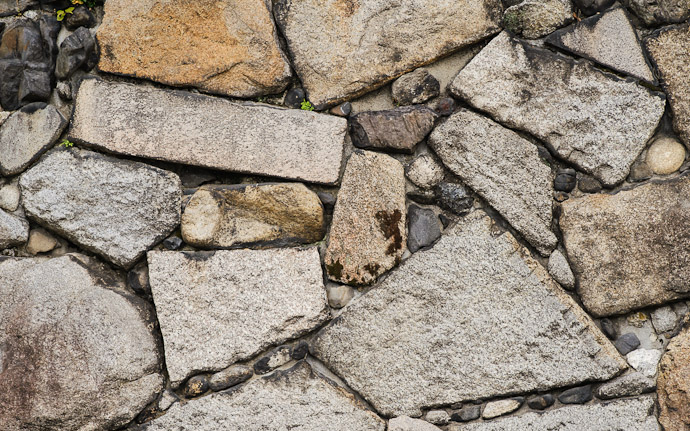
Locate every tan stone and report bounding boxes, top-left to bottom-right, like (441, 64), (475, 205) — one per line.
(25, 228), (58, 255)
(97, 0), (291, 98)
(181, 183), (325, 249)
(658, 326), (690, 431)
(646, 136), (686, 175)
(325, 151), (406, 286)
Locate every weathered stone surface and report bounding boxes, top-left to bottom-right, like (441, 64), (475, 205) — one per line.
(596, 372), (656, 399)
(69, 79), (346, 184)
(63, 5), (96, 30)
(208, 365), (253, 392)
(407, 205), (441, 253)
(558, 385), (592, 404)
(503, 0), (573, 39)
(20, 149), (181, 268)
(0, 209), (29, 249)
(392, 69), (440, 106)
(573, 0), (615, 15)
(55, 27), (98, 80)
(0, 0), (39, 16)
(429, 109), (557, 255)
(627, 349), (662, 377)
(527, 394), (555, 410)
(254, 345), (293, 375)
(98, 0), (291, 98)
(147, 248), (329, 386)
(483, 399), (522, 419)
(25, 228), (57, 255)
(548, 249), (576, 289)
(0, 181), (20, 212)
(325, 151), (406, 286)
(615, 333), (641, 355)
(137, 361), (386, 431)
(546, 7), (655, 83)
(273, 0), (502, 108)
(646, 26), (690, 149)
(651, 305), (677, 333)
(658, 326), (690, 431)
(181, 183), (325, 249)
(425, 410), (451, 425)
(646, 136), (686, 175)
(406, 153), (445, 189)
(449, 396), (660, 430)
(624, 0), (690, 25)
(560, 175), (690, 316)
(0, 103), (67, 176)
(453, 406), (481, 422)
(451, 32), (665, 186)
(312, 211), (625, 417)
(326, 283), (355, 309)
(349, 107), (436, 153)
(0, 254), (164, 431)
(389, 416), (442, 431)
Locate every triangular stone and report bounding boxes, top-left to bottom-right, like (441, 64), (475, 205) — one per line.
(546, 7), (655, 83)
(311, 211), (626, 417)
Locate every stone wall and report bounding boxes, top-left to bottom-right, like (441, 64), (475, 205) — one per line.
(1, 0), (690, 430)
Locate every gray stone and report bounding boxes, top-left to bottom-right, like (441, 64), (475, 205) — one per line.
(55, 27), (98, 80)
(558, 385), (592, 404)
(407, 205), (441, 253)
(452, 405), (481, 422)
(208, 365), (253, 392)
(0, 209), (29, 249)
(526, 394), (555, 410)
(624, 0), (690, 25)
(0, 254), (164, 431)
(560, 176), (690, 316)
(503, 0), (573, 39)
(0, 181), (20, 212)
(273, 0), (502, 108)
(483, 399), (522, 419)
(448, 396), (660, 430)
(652, 306), (677, 333)
(546, 8), (655, 83)
(406, 153), (446, 189)
(324, 151), (406, 286)
(429, 109), (557, 255)
(326, 283), (356, 309)
(627, 349), (662, 377)
(0, 0), (39, 16)
(578, 174), (602, 193)
(615, 333), (641, 355)
(69, 79), (347, 184)
(392, 69), (441, 106)
(389, 416), (443, 431)
(63, 5), (96, 30)
(20, 149), (181, 269)
(136, 361), (386, 431)
(349, 106), (437, 153)
(425, 410), (451, 425)
(573, 0), (615, 15)
(311, 211), (625, 417)
(595, 372), (656, 399)
(435, 182), (474, 216)
(548, 250), (576, 289)
(0, 103), (67, 176)
(629, 159), (654, 182)
(147, 248), (329, 386)
(451, 32), (665, 187)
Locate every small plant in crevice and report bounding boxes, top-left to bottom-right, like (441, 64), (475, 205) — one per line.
(56, 6), (74, 21)
(59, 139), (75, 148)
(300, 99), (315, 111)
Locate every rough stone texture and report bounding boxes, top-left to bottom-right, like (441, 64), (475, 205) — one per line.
(558, 385), (592, 404)
(0, 103), (67, 176)
(20, 149), (181, 268)
(546, 7), (655, 83)
(208, 365), (253, 392)
(503, 0), (573, 39)
(658, 326), (690, 431)
(624, 0), (690, 25)
(595, 372), (656, 399)
(63, 5), (96, 31)
(646, 26), (690, 149)
(483, 399), (522, 419)
(273, 0), (503, 108)
(449, 396), (660, 430)
(573, 0), (615, 15)
(324, 151), (406, 286)
(406, 153), (445, 190)
(181, 183), (325, 249)
(137, 361), (386, 431)
(312, 211), (625, 417)
(527, 394), (555, 410)
(429, 109), (557, 255)
(389, 416), (442, 431)
(0, 254), (164, 431)
(98, 0), (292, 98)
(25, 228), (57, 255)
(55, 27), (98, 80)
(560, 175), (690, 316)
(451, 32), (665, 187)
(0, 181), (20, 212)
(651, 306), (677, 333)
(615, 333), (641, 355)
(326, 283), (356, 309)
(349, 107), (437, 153)
(0, 0), (39, 16)
(0, 209), (29, 249)
(147, 248), (329, 386)
(69, 79), (346, 184)
(392, 69), (440, 106)
(407, 205), (441, 253)
(453, 406), (481, 422)
(425, 410), (451, 425)
(627, 349), (662, 377)
(548, 249), (576, 289)
(646, 136), (686, 175)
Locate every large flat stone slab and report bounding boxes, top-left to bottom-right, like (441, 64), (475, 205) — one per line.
(273, 0), (502, 108)
(560, 175), (690, 316)
(0, 254), (164, 431)
(20, 149), (181, 269)
(451, 32), (665, 186)
(98, 0), (291, 98)
(312, 211), (625, 417)
(69, 79), (347, 184)
(429, 109), (556, 255)
(147, 248), (329, 387)
(136, 361), (385, 431)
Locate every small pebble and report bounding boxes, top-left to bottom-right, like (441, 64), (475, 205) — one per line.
(547, 250), (575, 290)
(284, 88), (305, 108)
(646, 136), (686, 175)
(482, 398), (523, 419)
(56, 81), (72, 101)
(406, 153), (445, 190)
(628, 160), (652, 182)
(651, 306), (677, 334)
(553, 191), (569, 202)
(626, 348), (662, 377)
(329, 102), (352, 117)
(64, 5), (97, 30)
(0, 182), (20, 212)
(451, 405), (481, 422)
(526, 394), (555, 410)
(26, 228), (58, 255)
(392, 68), (440, 105)
(407, 205), (441, 253)
(407, 189), (437, 205)
(208, 365), (253, 391)
(435, 182), (473, 216)
(558, 385), (592, 404)
(614, 332), (641, 355)
(425, 410), (451, 425)
(573, 0), (615, 15)
(578, 174), (601, 193)
(326, 283), (355, 308)
(291, 341), (309, 360)
(162, 236), (183, 250)
(127, 263), (150, 295)
(254, 345), (292, 374)
(317, 191), (336, 211)
(427, 97), (456, 117)
(183, 375), (209, 397)
(554, 168), (576, 192)
(599, 318), (616, 340)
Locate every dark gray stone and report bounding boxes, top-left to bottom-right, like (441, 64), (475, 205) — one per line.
(127, 262), (150, 295)
(254, 345), (293, 375)
(407, 205), (441, 253)
(55, 27), (98, 80)
(624, 0), (690, 25)
(452, 405), (481, 422)
(573, 0), (616, 15)
(558, 385), (592, 404)
(349, 106), (437, 153)
(578, 174), (602, 193)
(600, 318), (616, 340)
(392, 68), (440, 106)
(615, 333), (641, 355)
(183, 375), (210, 398)
(291, 341), (309, 360)
(162, 236), (183, 250)
(435, 183), (473, 215)
(554, 169), (577, 192)
(428, 97), (456, 117)
(284, 87), (305, 108)
(64, 6), (96, 30)
(526, 394), (555, 410)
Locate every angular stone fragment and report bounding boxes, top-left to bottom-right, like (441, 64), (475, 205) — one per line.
(312, 211), (625, 417)
(147, 248), (329, 386)
(407, 205), (441, 253)
(429, 109), (556, 255)
(20, 149), (181, 268)
(0, 103), (67, 176)
(658, 327), (690, 431)
(0, 254), (164, 431)
(137, 361), (385, 431)
(98, 0), (291, 98)
(451, 32), (665, 186)
(69, 79), (346, 184)
(624, 0), (690, 25)
(548, 249), (575, 289)
(273, 0), (502, 108)
(448, 396), (660, 430)
(546, 7), (655, 83)
(503, 0), (573, 39)
(25, 228), (57, 255)
(349, 107), (437, 153)
(646, 26), (690, 148)
(560, 176), (690, 316)
(324, 151), (406, 286)
(0, 209), (29, 249)
(181, 183), (325, 249)
(596, 372), (655, 399)
(55, 27), (98, 80)
(651, 306), (677, 333)
(573, 0), (615, 15)
(392, 69), (440, 106)
(627, 349), (661, 377)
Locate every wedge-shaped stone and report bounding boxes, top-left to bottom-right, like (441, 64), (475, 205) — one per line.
(147, 248), (329, 387)
(312, 211), (625, 417)
(136, 361), (385, 431)
(429, 109), (556, 255)
(546, 7), (655, 83)
(0, 254), (164, 431)
(0, 209), (28, 249)
(560, 175), (690, 317)
(20, 149), (181, 268)
(451, 32), (665, 186)
(449, 396), (659, 430)
(98, 0), (291, 98)
(273, 0), (502, 108)
(69, 79), (347, 184)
